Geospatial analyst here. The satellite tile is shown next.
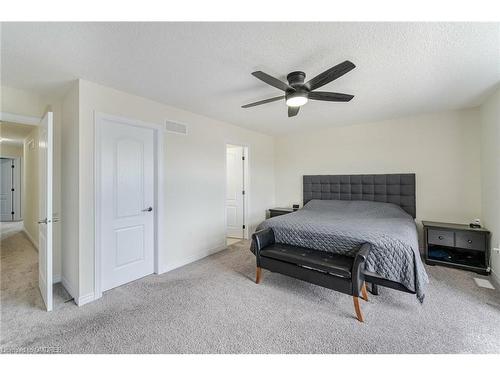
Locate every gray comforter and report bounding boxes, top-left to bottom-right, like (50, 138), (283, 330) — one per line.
(253, 200), (428, 302)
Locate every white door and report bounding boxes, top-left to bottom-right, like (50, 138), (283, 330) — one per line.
(226, 146), (244, 238)
(38, 112), (53, 311)
(0, 158), (14, 221)
(100, 119), (155, 292)
(11, 158), (22, 221)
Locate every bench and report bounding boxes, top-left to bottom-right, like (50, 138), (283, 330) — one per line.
(252, 228), (371, 322)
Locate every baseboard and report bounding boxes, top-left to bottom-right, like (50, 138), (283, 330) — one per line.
(490, 268), (500, 290)
(75, 293), (95, 306)
(160, 243), (227, 274)
(22, 227), (38, 251)
(53, 274), (61, 283)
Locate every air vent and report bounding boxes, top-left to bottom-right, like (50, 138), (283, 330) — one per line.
(165, 120), (187, 135)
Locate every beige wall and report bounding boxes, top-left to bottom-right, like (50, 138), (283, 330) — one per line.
(480, 87), (500, 282)
(72, 79), (275, 302)
(60, 82), (80, 298)
(0, 143), (23, 157)
(274, 109), (482, 243)
(1, 86), (63, 280)
(23, 127), (39, 246)
(7, 78), (497, 303)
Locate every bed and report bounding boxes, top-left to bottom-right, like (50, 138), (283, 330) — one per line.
(252, 174), (428, 302)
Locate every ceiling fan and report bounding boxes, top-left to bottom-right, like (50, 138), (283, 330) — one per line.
(242, 60), (356, 117)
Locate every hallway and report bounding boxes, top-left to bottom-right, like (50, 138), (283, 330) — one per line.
(0, 226), (71, 346)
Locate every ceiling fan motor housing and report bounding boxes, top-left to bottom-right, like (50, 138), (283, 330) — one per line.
(286, 71), (309, 103)
(286, 71), (307, 88)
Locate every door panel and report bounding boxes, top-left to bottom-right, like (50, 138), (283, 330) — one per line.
(115, 225), (145, 266)
(38, 112), (53, 311)
(100, 119), (154, 292)
(226, 146), (244, 238)
(116, 139), (144, 218)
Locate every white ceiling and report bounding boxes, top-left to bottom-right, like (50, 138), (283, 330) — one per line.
(2, 22), (499, 135)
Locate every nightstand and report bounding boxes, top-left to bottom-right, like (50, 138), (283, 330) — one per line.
(422, 221), (490, 275)
(269, 207), (294, 218)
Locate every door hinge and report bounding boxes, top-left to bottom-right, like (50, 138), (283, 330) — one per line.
(242, 224), (246, 229)
(11, 188), (15, 192)
(242, 156), (245, 161)
(11, 211), (15, 215)
(242, 190), (245, 195)
(11, 165), (15, 168)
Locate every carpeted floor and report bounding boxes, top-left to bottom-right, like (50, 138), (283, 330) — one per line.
(1, 230), (500, 354)
(0, 221), (24, 241)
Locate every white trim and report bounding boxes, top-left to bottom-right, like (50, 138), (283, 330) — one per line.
(94, 112), (167, 132)
(490, 267), (500, 290)
(224, 142), (250, 241)
(243, 146), (250, 239)
(75, 293), (95, 306)
(12, 157), (22, 221)
(53, 274), (62, 283)
(0, 112), (41, 126)
(23, 227), (39, 250)
(94, 111), (166, 301)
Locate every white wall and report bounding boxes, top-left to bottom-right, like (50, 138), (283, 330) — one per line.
(1, 86), (62, 280)
(480, 87), (500, 283)
(75, 79), (275, 301)
(61, 82), (80, 298)
(274, 110), (482, 240)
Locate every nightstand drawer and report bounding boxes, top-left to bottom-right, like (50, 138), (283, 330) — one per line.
(428, 229), (454, 247)
(455, 232), (485, 251)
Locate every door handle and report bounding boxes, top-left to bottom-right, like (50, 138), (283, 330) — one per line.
(142, 207), (153, 212)
(38, 218), (49, 224)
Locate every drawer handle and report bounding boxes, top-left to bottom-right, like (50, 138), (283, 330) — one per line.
(467, 239), (472, 244)
(438, 236), (444, 240)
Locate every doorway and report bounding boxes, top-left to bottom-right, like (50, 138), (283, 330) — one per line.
(225, 144), (248, 245)
(95, 113), (162, 296)
(0, 113), (56, 311)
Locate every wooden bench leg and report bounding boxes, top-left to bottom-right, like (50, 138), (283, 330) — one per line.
(353, 296), (364, 322)
(256, 267), (262, 284)
(361, 282), (369, 302)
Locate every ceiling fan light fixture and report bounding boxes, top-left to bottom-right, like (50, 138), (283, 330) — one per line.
(285, 93), (308, 107)
(242, 61), (355, 116)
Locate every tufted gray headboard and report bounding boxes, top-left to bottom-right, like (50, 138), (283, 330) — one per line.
(303, 174), (416, 218)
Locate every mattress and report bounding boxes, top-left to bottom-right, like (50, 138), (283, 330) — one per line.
(253, 199), (429, 301)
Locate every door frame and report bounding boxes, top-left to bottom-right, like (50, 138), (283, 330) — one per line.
(94, 112), (166, 300)
(224, 142), (250, 241)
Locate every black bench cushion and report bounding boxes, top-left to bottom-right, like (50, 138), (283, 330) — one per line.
(260, 244), (354, 278)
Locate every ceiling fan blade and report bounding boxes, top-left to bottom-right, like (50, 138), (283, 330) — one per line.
(306, 61), (356, 91)
(252, 71), (293, 92)
(308, 91), (354, 102)
(241, 95), (284, 108)
(288, 106), (300, 117)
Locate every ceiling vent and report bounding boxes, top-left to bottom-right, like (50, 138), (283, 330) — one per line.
(165, 120), (187, 135)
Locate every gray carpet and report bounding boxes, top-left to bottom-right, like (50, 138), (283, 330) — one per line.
(1, 232), (500, 354)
